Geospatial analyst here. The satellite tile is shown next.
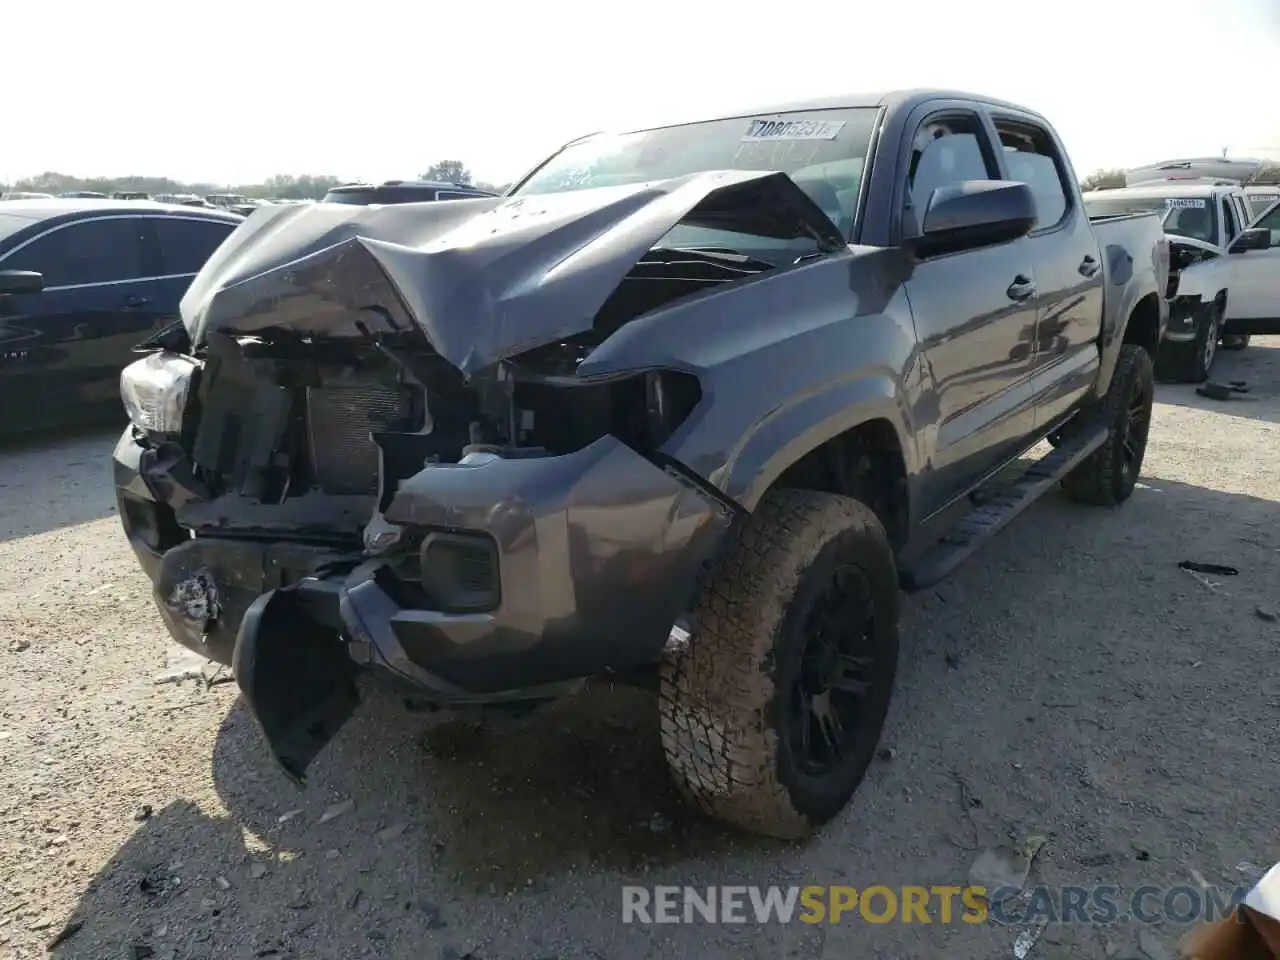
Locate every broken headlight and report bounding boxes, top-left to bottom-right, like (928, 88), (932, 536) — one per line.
(120, 352), (198, 436)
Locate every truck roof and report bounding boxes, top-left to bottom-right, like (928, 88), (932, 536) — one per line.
(1085, 183), (1242, 201)
(617, 88), (1046, 135)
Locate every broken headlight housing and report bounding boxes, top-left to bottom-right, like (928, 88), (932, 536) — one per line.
(120, 352), (199, 436)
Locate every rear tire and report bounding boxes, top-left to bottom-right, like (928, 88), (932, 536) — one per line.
(1221, 333), (1251, 351)
(1061, 344), (1154, 507)
(1154, 300), (1220, 383)
(658, 489), (899, 839)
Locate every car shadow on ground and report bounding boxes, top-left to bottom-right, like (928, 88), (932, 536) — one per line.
(44, 476), (1280, 959)
(213, 680), (759, 888)
(1156, 337), (1280, 425)
(45, 684), (774, 960)
(0, 420), (124, 542)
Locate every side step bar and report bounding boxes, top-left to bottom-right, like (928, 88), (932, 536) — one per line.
(899, 422), (1109, 591)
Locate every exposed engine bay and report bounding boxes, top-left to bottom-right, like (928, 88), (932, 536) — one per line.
(147, 172), (842, 555)
(1166, 236), (1223, 300)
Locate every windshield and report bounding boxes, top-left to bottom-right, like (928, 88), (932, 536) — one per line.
(1083, 194), (1219, 245)
(1247, 194), (1280, 218)
(511, 108), (878, 248)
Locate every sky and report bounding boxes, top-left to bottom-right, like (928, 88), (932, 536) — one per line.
(8, 0), (1280, 187)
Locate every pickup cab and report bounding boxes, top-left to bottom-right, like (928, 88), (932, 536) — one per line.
(111, 89), (1168, 839)
(1084, 182), (1277, 379)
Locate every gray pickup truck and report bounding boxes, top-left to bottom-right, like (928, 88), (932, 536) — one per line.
(113, 89), (1169, 839)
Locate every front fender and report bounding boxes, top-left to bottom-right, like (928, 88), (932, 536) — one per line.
(1174, 257), (1227, 302)
(713, 373), (913, 515)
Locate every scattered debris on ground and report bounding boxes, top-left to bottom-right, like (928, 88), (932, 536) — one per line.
(318, 799), (354, 825)
(1177, 560), (1240, 576)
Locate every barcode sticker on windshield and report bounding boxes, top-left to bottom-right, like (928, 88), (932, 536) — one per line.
(1166, 198), (1206, 208)
(742, 118), (846, 142)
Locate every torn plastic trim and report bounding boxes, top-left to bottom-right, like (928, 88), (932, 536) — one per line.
(179, 170), (846, 376)
(232, 569), (589, 783)
(1170, 241), (1227, 301)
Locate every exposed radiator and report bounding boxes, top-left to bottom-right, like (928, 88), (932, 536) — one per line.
(305, 384), (412, 495)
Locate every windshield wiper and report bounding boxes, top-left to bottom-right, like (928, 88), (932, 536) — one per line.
(645, 247), (776, 272)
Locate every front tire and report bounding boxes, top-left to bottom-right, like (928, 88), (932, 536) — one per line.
(1061, 344), (1154, 506)
(1155, 299), (1221, 382)
(658, 489), (899, 839)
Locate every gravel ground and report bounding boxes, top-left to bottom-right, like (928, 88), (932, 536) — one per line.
(2, 340), (1278, 960)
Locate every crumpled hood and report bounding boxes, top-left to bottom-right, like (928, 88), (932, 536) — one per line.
(180, 170), (845, 375)
(1167, 234), (1220, 257)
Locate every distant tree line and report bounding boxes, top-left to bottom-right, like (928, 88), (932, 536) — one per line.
(1, 160), (509, 200)
(14, 157), (1275, 201)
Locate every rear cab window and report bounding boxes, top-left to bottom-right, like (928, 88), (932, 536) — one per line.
(148, 216), (238, 275)
(994, 120), (1071, 230)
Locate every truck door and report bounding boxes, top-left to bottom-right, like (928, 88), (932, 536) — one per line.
(989, 116), (1104, 431)
(899, 110), (1041, 516)
(1224, 200), (1280, 334)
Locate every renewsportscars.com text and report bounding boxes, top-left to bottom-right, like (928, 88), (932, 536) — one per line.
(621, 884), (1251, 926)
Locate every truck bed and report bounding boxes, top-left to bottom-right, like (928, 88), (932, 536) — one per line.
(1090, 210), (1172, 296)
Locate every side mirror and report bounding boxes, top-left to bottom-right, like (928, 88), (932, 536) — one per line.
(916, 180), (1037, 254)
(0, 270), (44, 295)
(1229, 227), (1270, 254)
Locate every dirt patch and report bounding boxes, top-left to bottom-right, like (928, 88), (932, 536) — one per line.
(2, 343), (1279, 959)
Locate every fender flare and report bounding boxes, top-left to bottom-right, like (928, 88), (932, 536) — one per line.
(1094, 245), (1161, 400)
(712, 373), (915, 515)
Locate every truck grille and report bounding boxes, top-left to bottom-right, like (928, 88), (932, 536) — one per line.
(305, 384), (412, 495)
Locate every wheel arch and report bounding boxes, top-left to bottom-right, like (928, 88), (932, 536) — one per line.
(1122, 292), (1163, 355)
(717, 378), (916, 553)
(1094, 288), (1161, 399)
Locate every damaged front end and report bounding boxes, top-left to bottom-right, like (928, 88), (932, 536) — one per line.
(115, 169), (842, 780)
(1164, 236), (1226, 342)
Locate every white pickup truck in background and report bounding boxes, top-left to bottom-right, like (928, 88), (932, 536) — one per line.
(1084, 182), (1280, 381)
(1245, 185), (1280, 218)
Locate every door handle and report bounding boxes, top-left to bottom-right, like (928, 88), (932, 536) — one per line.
(122, 295), (151, 308)
(1006, 276), (1037, 302)
(1079, 255), (1101, 278)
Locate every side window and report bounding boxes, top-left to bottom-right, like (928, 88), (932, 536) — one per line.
(436, 191), (483, 201)
(1236, 196), (1256, 228)
(1221, 198), (1239, 243)
(994, 121), (1070, 229)
(0, 218), (145, 287)
(150, 217), (237, 275)
(904, 114), (995, 236)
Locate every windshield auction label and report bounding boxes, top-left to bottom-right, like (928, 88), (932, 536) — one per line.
(1165, 198), (1206, 208)
(742, 118), (846, 142)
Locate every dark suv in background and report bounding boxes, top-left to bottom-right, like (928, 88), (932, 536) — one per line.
(0, 199), (242, 432)
(320, 180), (498, 205)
